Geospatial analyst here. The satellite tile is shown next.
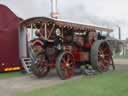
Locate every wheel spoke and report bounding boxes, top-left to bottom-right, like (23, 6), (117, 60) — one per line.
(104, 59), (110, 64)
(63, 69), (68, 78)
(61, 64), (67, 70)
(104, 54), (110, 57)
(103, 48), (109, 53)
(98, 57), (110, 71)
(102, 65), (108, 71)
(99, 48), (104, 54)
(67, 54), (71, 62)
(62, 57), (66, 64)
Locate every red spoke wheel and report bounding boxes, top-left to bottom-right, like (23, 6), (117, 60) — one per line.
(56, 52), (75, 80)
(91, 40), (115, 72)
(31, 54), (50, 78)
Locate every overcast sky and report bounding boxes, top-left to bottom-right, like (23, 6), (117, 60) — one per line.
(0, 0), (128, 39)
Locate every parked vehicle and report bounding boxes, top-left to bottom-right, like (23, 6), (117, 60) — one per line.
(19, 17), (115, 79)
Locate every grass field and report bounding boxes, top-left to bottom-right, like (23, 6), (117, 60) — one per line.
(17, 70), (128, 96)
(0, 71), (24, 79)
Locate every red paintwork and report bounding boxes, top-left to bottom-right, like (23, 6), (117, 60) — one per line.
(0, 5), (22, 71)
(31, 39), (45, 48)
(84, 43), (92, 48)
(73, 50), (89, 62)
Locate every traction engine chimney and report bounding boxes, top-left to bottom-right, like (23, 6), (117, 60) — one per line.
(50, 0), (59, 19)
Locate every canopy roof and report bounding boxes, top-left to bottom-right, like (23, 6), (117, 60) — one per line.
(21, 17), (113, 32)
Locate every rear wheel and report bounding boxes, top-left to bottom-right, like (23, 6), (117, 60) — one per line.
(91, 40), (115, 72)
(56, 52), (75, 80)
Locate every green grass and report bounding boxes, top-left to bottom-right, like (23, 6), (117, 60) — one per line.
(17, 70), (128, 96)
(0, 71), (24, 79)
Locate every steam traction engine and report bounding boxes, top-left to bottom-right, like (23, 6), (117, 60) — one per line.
(20, 17), (115, 80)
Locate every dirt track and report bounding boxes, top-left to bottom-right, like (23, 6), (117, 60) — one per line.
(0, 70), (82, 96)
(114, 59), (128, 70)
(114, 59), (128, 65)
(0, 59), (128, 96)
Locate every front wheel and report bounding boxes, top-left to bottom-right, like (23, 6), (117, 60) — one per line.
(56, 52), (75, 80)
(31, 53), (50, 78)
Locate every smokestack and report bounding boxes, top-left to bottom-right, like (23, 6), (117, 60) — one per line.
(50, 0), (59, 19)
